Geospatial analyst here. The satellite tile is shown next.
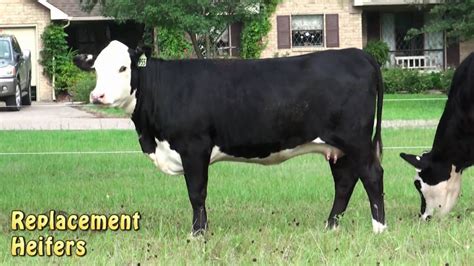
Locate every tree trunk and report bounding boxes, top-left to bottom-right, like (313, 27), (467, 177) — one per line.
(188, 31), (204, 59)
(205, 34), (211, 58)
(153, 27), (160, 57)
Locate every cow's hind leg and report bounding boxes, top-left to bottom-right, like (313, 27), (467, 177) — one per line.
(180, 145), (211, 236)
(327, 156), (358, 230)
(359, 159), (386, 233)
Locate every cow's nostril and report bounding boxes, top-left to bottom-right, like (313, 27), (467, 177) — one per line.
(99, 94), (105, 99)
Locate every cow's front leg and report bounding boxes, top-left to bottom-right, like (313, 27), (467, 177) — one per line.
(180, 146), (211, 236)
(327, 156), (358, 230)
(359, 162), (386, 233)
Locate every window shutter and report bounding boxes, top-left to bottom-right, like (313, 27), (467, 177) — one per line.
(325, 14), (339, 48)
(277, 16), (291, 49)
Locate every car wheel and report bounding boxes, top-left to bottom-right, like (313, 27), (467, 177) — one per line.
(6, 82), (21, 111)
(21, 77), (32, 106)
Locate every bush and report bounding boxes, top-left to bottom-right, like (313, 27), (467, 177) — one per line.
(157, 27), (193, 59)
(364, 41), (390, 66)
(68, 72), (96, 102)
(383, 68), (455, 94)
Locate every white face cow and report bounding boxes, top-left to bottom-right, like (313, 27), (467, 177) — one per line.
(73, 41), (137, 114)
(400, 152), (462, 220)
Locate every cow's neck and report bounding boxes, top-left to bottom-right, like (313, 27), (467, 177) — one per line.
(432, 99), (474, 170)
(118, 92), (137, 115)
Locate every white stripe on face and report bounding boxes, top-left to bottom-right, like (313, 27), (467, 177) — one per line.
(417, 165), (462, 219)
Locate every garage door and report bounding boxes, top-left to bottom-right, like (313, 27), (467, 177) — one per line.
(0, 27), (37, 87)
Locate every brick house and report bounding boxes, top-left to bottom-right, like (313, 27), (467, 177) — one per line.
(260, 0), (473, 70)
(0, 0), (51, 101)
(0, 0), (142, 102)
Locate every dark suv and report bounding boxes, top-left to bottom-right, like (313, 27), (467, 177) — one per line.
(0, 34), (32, 111)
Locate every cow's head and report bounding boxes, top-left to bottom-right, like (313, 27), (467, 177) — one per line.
(73, 40), (148, 114)
(400, 152), (462, 220)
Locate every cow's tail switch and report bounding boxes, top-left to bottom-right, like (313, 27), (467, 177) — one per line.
(373, 61), (383, 162)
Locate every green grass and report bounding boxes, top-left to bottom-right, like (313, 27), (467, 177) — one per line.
(78, 104), (129, 118)
(0, 130), (472, 264)
(383, 94), (447, 121)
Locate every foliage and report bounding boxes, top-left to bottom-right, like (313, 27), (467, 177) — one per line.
(81, 0), (264, 58)
(363, 41), (390, 66)
(241, 0), (281, 59)
(157, 28), (193, 59)
(68, 72), (96, 102)
(407, 0), (474, 42)
(383, 68), (455, 94)
(40, 24), (82, 91)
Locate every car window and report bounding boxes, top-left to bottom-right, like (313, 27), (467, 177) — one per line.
(11, 37), (22, 54)
(0, 40), (12, 60)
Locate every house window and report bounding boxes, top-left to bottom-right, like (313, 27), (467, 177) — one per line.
(291, 15), (324, 47)
(277, 14), (339, 49)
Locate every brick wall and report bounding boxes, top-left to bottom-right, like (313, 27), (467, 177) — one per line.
(261, 0), (363, 58)
(0, 0), (52, 101)
(460, 40), (474, 63)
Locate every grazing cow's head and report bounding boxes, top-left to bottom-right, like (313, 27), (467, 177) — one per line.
(400, 152), (462, 220)
(73, 41), (148, 113)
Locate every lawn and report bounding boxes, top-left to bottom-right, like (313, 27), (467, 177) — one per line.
(0, 129), (472, 265)
(383, 94), (447, 121)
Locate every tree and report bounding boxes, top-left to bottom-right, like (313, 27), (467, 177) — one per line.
(409, 0), (474, 42)
(81, 0), (264, 58)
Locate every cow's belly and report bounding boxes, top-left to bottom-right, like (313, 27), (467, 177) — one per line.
(148, 138), (344, 175)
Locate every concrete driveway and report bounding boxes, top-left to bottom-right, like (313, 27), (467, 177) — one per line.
(0, 102), (134, 130)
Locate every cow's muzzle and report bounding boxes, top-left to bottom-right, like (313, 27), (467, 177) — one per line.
(90, 92), (105, 104)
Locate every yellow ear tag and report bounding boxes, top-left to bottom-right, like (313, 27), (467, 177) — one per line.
(138, 54), (147, 68)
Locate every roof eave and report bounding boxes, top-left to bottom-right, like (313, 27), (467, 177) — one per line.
(37, 0), (69, 20)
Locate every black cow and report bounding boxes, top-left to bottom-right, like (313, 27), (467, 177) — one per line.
(74, 41), (385, 234)
(401, 53), (474, 220)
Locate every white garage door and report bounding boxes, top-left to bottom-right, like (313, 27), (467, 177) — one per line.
(0, 27), (37, 87)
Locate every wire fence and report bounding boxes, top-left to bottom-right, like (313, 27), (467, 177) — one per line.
(0, 146), (430, 156)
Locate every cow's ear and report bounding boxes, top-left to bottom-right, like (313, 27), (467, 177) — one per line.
(73, 54), (96, 71)
(129, 46), (152, 67)
(400, 153), (425, 170)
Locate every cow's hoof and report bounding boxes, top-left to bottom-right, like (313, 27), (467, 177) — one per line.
(325, 219), (339, 231)
(191, 228), (207, 237)
(372, 219), (387, 233)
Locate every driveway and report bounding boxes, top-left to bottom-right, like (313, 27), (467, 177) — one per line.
(0, 102), (134, 130)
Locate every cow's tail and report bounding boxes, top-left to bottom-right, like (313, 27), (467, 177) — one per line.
(372, 57), (384, 162)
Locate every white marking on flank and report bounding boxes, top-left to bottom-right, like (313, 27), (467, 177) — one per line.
(372, 219), (387, 234)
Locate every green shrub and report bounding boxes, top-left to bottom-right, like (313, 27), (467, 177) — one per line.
(157, 27), (193, 59)
(364, 41), (390, 66)
(69, 72), (96, 103)
(40, 24), (83, 92)
(382, 68), (454, 94)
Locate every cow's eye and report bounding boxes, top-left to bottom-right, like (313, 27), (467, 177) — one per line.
(119, 66), (127, 73)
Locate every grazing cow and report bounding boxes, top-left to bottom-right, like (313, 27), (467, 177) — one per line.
(74, 41), (385, 234)
(400, 53), (474, 220)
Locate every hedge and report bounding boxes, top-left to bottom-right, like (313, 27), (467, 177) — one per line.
(382, 68), (455, 94)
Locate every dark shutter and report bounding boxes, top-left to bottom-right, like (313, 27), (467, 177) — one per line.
(230, 22), (242, 57)
(446, 41), (460, 67)
(366, 12), (381, 42)
(277, 16), (291, 49)
(325, 14), (339, 48)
